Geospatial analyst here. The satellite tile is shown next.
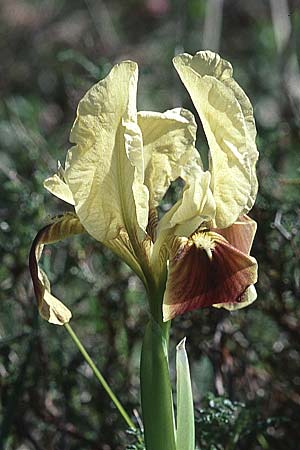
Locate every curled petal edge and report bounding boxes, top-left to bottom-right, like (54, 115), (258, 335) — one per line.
(29, 213), (85, 325)
(213, 284), (257, 311)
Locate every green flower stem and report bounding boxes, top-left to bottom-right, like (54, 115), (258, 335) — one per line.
(140, 318), (176, 450)
(64, 322), (137, 433)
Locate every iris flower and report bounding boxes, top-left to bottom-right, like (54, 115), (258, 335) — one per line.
(29, 51), (258, 326)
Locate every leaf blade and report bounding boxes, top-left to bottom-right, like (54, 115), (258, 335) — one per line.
(176, 337), (195, 450)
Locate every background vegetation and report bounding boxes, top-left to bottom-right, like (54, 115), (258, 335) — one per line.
(1, 0), (300, 448)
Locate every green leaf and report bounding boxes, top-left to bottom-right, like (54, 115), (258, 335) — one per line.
(176, 338), (195, 450)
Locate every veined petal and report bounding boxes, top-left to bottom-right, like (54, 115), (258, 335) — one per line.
(44, 162), (75, 205)
(137, 108), (202, 208)
(104, 228), (149, 286)
(163, 231), (257, 321)
(29, 213), (85, 325)
(213, 215), (257, 255)
(64, 61), (149, 247)
(212, 215), (258, 310)
(173, 51), (258, 229)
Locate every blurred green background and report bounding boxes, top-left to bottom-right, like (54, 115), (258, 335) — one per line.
(1, 0), (300, 449)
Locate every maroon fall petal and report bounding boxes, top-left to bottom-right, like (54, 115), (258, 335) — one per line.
(212, 215), (257, 255)
(163, 233), (257, 321)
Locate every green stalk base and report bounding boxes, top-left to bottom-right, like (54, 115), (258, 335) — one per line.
(140, 319), (176, 450)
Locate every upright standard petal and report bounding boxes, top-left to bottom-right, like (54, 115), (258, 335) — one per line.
(141, 109), (215, 273)
(221, 76), (258, 215)
(163, 231), (257, 321)
(173, 51), (258, 229)
(137, 108), (202, 208)
(64, 62), (149, 246)
(29, 213), (85, 325)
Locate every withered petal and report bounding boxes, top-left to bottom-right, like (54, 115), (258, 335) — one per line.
(29, 213), (85, 325)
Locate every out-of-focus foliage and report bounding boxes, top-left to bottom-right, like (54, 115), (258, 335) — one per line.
(1, 0), (300, 449)
(126, 429), (145, 450)
(195, 394), (283, 450)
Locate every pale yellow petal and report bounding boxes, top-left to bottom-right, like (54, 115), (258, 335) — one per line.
(137, 108), (202, 208)
(173, 51), (258, 228)
(223, 78), (258, 214)
(140, 107), (215, 265)
(44, 162), (75, 205)
(64, 61), (149, 247)
(29, 213), (85, 325)
(151, 168), (215, 272)
(158, 168), (216, 237)
(44, 174), (75, 205)
(104, 228), (149, 286)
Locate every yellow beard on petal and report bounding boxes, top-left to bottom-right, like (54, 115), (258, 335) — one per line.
(190, 231), (216, 261)
(163, 230), (257, 321)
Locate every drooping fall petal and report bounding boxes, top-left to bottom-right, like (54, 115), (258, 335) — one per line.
(213, 215), (257, 255)
(213, 284), (257, 311)
(137, 108), (202, 208)
(64, 61), (149, 247)
(163, 231), (257, 321)
(173, 51), (258, 229)
(29, 213), (84, 325)
(212, 215), (258, 310)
